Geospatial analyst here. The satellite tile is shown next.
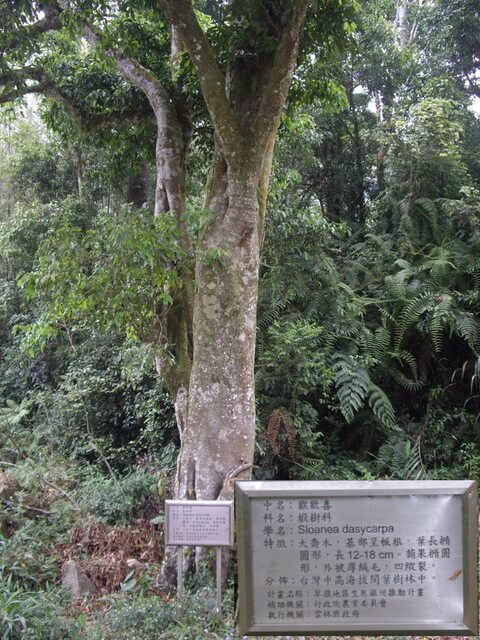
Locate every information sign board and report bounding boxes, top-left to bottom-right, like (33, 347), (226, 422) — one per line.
(165, 500), (233, 547)
(236, 480), (478, 636)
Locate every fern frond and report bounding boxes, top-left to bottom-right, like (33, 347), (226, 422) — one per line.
(358, 326), (391, 363)
(376, 434), (410, 478)
(429, 293), (453, 351)
(461, 255), (480, 272)
(393, 292), (434, 351)
(291, 456), (327, 480)
(391, 367), (427, 391)
(333, 358), (370, 423)
(379, 307), (396, 323)
(368, 384), (397, 431)
(453, 312), (480, 352)
(258, 296), (289, 331)
(419, 246), (456, 287)
(384, 270), (410, 299)
(402, 437), (427, 480)
(391, 349), (419, 380)
(375, 433), (426, 480)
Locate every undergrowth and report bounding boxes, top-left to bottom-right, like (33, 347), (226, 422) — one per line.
(87, 587), (236, 640)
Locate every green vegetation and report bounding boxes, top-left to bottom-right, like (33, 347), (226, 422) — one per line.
(0, 0), (479, 636)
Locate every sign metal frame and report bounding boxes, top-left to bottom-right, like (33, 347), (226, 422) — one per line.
(236, 480), (478, 636)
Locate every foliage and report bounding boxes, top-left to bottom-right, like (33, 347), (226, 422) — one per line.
(0, 579), (79, 640)
(78, 469), (157, 525)
(32, 335), (176, 469)
(17, 205), (184, 348)
(94, 587), (235, 640)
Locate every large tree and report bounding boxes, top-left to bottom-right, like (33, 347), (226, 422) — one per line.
(0, 1), (354, 510)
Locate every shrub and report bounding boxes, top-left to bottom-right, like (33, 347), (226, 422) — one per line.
(0, 578), (80, 640)
(98, 587), (235, 640)
(78, 470), (156, 525)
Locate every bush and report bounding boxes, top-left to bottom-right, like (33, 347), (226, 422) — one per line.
(78, 470), (156, 525)
(98, 587), (235, 640)
(0, 578), (80, 640)
(0, 527), (58, 591)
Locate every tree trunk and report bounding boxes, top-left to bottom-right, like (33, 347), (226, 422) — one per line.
(394, 0), (410, 48)
(176, 164), (261, 501)
(126, 163), (149, 208)
(112, 0), (309, 585)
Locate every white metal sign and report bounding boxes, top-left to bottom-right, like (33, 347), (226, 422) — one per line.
(236, 480), (478, 636)
(165, 500), (233, 547)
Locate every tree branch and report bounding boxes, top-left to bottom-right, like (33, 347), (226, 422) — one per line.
(83, 25), (193, 254)
(158, 0), (243, 158)
(0, 65), (78, 117)
(250, 0), (309, 150)
(1, 5), (63, 55)
(28, 5), (63, 37)
(83, 25), (174, 120)
(0, 81), (49, 105)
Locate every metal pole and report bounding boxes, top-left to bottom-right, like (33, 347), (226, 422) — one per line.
(216, 546), (222, 615)
(177, 546), (184, 599)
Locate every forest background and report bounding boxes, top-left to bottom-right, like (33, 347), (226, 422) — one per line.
(0, 0), (479, 637)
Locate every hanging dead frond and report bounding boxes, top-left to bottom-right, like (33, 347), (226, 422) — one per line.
(265, 407), (297, 459)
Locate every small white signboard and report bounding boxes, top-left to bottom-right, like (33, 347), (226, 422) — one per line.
(165, 500), (233, 547)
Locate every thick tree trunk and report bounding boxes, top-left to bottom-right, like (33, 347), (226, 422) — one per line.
(150, 0), (309, 585)
(176, 166), (260, 500)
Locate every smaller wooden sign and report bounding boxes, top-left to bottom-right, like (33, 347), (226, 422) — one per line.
(165, 500), (234, 547)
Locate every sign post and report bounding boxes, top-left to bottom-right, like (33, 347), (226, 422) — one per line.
(236, 480), (478, 636)
(165, 500), (233, 614)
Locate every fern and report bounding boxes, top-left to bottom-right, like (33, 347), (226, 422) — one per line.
(403, 437), (427, 480)
(333, 356), (398, 431)
(391, 367), (427, 391)
(372, 326), (391, 360)
(376, 433), (426, 480)
(419, 246), (456, 287)
(384, 270), (409, 299)
(453, 312), (480, 353)
(291, 456), (327, 480)
(357, 326), (390, 363)
(333, 358), (370, 423)
(368, 384), (397, 431)
(390, 349), (419, 380)
(393, 292), (434, 351)
(429, 293), (453, 351)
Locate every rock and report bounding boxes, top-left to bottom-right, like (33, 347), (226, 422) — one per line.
(0, 513), (9, 537)
(62, 560), (97, 599)
(0, 473), (20, 500)
(126, 558), (145, 575)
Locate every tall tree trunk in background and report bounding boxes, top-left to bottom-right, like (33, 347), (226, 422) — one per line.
(127, 163), (149, 208)
(375, 91), (387, 194)
(394, 0), (410, 48)
(346, 72), (366, 223)
(74, 144), (84, 199)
